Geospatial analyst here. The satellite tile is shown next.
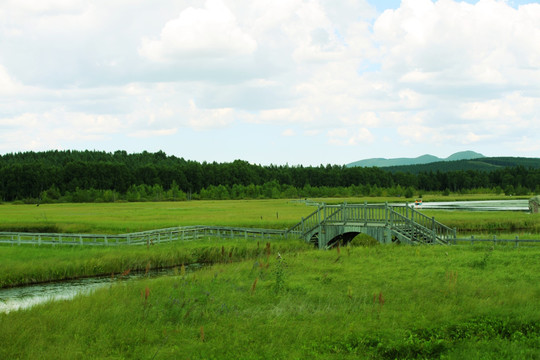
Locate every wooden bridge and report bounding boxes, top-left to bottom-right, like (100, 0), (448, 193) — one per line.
(286, 202), (456, 248)
(0, 202), (456, 248)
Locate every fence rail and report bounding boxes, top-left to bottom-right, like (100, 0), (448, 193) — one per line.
(450, 236), (540, 246)
(0, 226), (288, 247)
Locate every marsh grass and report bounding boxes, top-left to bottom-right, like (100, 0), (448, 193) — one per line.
(1, 245), (538, 359)
(422, 210), (540, 234)
(0, 200), (314, 234)
(0, 238), (310, 287)
(1, 198), (536, 235)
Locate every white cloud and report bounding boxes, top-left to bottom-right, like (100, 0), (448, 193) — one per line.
(0, 64), (22, 95)
(128, 128), (178, 138)
(1, 0), (540, 162)
(5, 0), (87, 15)
(188, 100), (235, 130)
(373, 0), (540, 90)
(0, 109), (123, 152)
(139, 0), (257, 63)
(281, 128), (296, 137)
(328, 127), (374, 146)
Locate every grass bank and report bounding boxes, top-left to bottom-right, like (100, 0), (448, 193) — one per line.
(1, 244), (539, 359)
(0, 238), (310, 288)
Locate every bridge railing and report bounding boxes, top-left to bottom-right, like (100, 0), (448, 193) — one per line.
(388, 208), (444, 244)
(286, 206), (326, 237)
(287, 202), (456, 245)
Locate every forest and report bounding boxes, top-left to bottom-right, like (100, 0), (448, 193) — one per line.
(0, 150), (539, 203)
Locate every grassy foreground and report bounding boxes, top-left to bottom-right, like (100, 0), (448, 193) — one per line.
(1, 243), (539, 359)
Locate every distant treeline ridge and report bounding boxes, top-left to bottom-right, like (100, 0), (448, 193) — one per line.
(0, 150), (538, 202)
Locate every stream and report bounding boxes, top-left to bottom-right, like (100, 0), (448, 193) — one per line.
(0, 267), (195, 314)
(409, 199), (529, 212)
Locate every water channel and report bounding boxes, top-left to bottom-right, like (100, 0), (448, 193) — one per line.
(1, 200), (532, 313)
(407, 199), (530, 212)
(0, 267), (191, 314)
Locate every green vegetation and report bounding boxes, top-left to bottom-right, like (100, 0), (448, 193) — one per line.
(1, 150), (539, 203)
(1, 244), (539, 359)
(0, 200), (313, 233)
(1, 199), (539, 358)
(422, 210), (540, 235)
(1, 198), (537, 235)
(0, 238), (310, 288)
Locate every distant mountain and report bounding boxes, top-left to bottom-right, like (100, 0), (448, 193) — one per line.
(382, 157), (540, 174)
(346, 151), (485, 168)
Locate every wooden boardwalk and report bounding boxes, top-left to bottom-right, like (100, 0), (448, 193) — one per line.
(1, 202), (538, 249)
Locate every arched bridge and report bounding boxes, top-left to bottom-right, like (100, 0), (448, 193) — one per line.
(286, 203), (456, 248)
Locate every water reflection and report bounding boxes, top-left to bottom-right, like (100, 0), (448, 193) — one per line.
(409, 200), (529, 212)
(0, 267), (190, 314)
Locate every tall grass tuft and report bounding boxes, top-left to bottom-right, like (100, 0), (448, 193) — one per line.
(200, 326), (205, 342)
(251, 277), (258, 295)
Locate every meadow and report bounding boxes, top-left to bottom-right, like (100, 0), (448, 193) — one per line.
(1, 244), (539, 359)
(1, 198), (539, 359)
(0, 195), (536, 234)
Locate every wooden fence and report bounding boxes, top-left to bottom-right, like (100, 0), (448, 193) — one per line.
(0, 226), (289, 247)
(450, 235), (540, 247)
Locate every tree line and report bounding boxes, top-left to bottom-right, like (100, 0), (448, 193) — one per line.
(0, 150), (538, 203)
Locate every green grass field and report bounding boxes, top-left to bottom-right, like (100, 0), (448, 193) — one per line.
(1, 198), (539, 359)
(1, 245), (539, 359)
(0, 200), (314, 233)
(0, 197), (537, 235)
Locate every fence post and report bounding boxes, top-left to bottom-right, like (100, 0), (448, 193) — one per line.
(127, 234), (131, 245)
(406, 202), (409, 219)
(515, 236), (519, 248)
(471, 235), (474, 245)
(364, 201), (368, 226)
(17, 234), (21, 246)
(385, 202), (388, 226)
(493, 235), (497, 246)
(38, 235), (42, 246)
(105, 235), (108, 246)
(79, 235), (83, 246)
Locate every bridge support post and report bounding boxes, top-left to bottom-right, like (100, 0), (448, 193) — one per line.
(364, 201), (368, 226)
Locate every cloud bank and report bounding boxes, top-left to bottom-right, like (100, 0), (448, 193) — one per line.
(1, 0), (539, 164)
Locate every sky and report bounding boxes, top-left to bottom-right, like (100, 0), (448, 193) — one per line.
(1, 0), (539, 166)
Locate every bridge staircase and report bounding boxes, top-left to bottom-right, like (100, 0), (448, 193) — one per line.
(286, 202), (456, 248)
